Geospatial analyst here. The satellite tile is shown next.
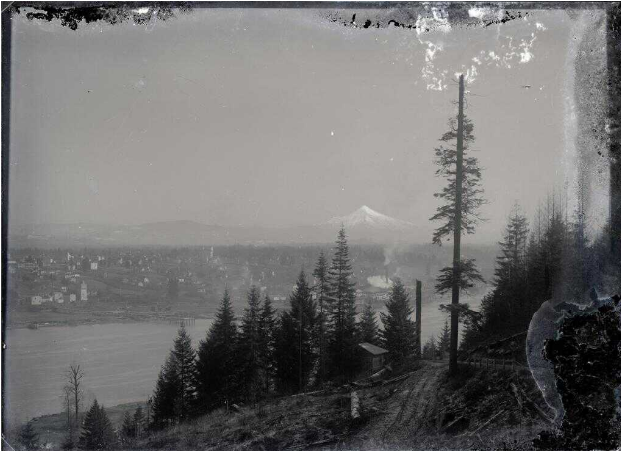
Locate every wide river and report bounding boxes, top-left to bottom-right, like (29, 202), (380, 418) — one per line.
(5, 295), (482, 424)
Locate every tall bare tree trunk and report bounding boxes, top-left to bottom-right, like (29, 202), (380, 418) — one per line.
(450, 74), (465, 374)
(66, 364), (84, 432)
(63, 385), (74, 444)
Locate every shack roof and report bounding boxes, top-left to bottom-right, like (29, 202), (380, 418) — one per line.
(358, 342), (388, 355)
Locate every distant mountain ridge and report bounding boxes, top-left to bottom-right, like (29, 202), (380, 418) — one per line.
(9, 207), (420, 247)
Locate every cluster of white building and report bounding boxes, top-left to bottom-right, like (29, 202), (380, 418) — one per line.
(31, 281), (88, 306)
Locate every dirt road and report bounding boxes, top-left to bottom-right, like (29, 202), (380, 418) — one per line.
(351, 360), (448, 447)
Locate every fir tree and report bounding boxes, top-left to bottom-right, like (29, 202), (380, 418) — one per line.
(195, 289), (239, 413)
(237, 286), (262, 404)
(151, 325), (196, 427)
(326, 227), (358, 382)
(422, 335), (438, 360)
(171, 324), (196, 421)
(151, 354), (179, 428)
(18, 420), (39, 451)
(274, 271), (317, 392)
(80, 400), (115, 450)
(495, 206), (530, 288)
(493, 206), (530, 330)
(133, 407), (145, 439)
(380, 278), (416, 365)
(312, 251), (330, 386)
(257, 294), (277, 395)
(358, 303), (379, 345)
(274, 311), (298, 393)
(120, 411), (134, 442)
(437, 319), (451, 359)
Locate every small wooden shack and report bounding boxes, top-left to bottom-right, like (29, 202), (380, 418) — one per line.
(358, 342), (389, 377)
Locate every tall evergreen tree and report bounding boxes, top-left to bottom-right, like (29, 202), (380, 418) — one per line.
(151, 354), (179, 428)
(422, 335), (438, 360)
(312, 251), (330, 386)
(326, 228), (358, 382)
(430, 75), (486, 373)
(273, 311), (298, 393)
(171, 324), (196, 421)
(358, 303), (379, 345)
(380, 279), (416, 365)
(495, 206), (530, 287)
(80, 400), (115, 450)
(237, 286), (262, 404)
(274, 271), (317, 392)
(120, 411), (135, 442)
(493, 206), (530, 329)
(195, 289), (239, 413)
(18, 420), (39, 451)
(542, 200), (570, 301)
(437, 319), (451, 359)
(257, 294), (277, 395)
(133, 406), (145, 439)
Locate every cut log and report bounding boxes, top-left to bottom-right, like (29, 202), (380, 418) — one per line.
(351, 391), (360, 419)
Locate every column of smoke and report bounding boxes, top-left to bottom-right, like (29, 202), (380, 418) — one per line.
(383, 246), (397, 284)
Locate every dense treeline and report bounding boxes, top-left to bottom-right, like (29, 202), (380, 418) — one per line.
(148, 227), (418, 428)
(460, 199), (621, 351)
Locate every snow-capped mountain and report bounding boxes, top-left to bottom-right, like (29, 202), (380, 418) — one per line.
(325, 205), (414, 230)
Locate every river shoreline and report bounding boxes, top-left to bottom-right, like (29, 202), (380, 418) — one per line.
(6, 312), (214, 331)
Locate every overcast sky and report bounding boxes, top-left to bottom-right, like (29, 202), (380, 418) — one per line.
(9, 8), (576, 242)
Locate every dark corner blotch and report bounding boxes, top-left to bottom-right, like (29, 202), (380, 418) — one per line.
(534, 293), (621, 450)
(11, 3), (193, 30)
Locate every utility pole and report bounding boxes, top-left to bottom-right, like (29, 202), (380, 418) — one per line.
(416, 280), (422, 358)
(450, 74), (465, 375)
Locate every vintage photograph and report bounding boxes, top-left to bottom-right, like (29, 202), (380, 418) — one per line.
(2, 3), (620, 450)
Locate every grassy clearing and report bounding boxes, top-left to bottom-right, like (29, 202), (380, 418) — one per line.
(14, 362), (554, 451)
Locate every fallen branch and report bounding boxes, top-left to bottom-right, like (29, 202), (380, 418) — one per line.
(466, 409), (505, 436)
(289, 389), (328, 398)
(510, 383), (524, 410)
(381, 372), (414, 386)
(441, 415), (467, 432)
(511, 383), (554, 424)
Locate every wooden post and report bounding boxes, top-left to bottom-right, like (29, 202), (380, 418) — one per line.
(351, 391), (360, 419)
(416, 280), (422, 358)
